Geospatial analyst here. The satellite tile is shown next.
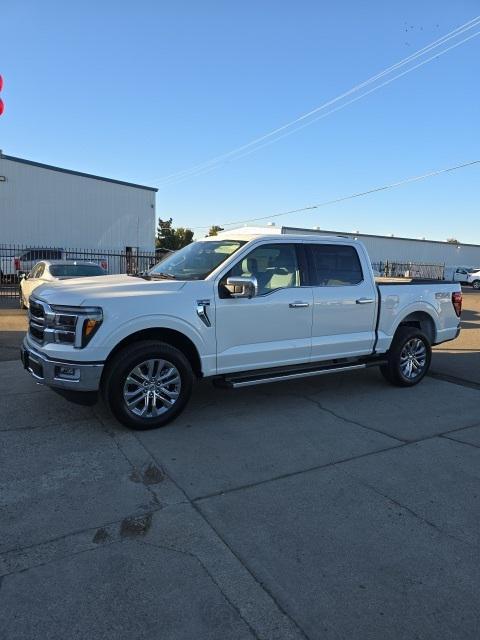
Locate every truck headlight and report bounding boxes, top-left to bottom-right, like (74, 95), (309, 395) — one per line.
(48, 305), (103, 348)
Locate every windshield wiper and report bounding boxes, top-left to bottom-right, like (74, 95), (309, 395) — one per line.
(149, 272), (177, 280)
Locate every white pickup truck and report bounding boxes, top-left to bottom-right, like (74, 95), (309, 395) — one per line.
(21, 228), (462, 429)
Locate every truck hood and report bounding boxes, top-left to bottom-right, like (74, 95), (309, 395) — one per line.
(33, 274), (186, 306)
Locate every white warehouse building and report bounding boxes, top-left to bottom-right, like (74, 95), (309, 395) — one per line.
(283, 226), (480, 270)
(0, 152), (157, 251)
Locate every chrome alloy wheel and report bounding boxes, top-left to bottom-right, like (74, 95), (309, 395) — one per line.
(399, 338), (427, 380)
(123, 359), (181, 418)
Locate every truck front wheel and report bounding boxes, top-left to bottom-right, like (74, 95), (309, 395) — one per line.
(103, 340), (194, 430)
(380, 327), (431, 387)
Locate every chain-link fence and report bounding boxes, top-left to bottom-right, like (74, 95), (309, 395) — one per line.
(371, 260), (445, 280)
(0, 243), (168, 300)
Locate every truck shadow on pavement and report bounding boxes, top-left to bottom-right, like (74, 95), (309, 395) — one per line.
(459, 307), (480, 330)
(431, 349), (480, 388)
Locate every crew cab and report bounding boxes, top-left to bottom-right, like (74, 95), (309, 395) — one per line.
(20, 228), (462, 430)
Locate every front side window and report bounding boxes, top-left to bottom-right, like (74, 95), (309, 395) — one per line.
(148, 240), (246, 281)
(308, 244), (363, 286)
(226, 243), (300, 296)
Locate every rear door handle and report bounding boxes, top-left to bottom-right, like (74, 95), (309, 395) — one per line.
(356, 298), (375, 304)
(289, 302), (310, 308)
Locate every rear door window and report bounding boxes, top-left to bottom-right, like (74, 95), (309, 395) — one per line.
(308, 244), (363, 286)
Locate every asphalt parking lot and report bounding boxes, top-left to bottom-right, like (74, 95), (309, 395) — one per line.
(0, 292), (479, 639)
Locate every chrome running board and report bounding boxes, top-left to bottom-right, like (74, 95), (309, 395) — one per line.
(217, 359), (390, 389)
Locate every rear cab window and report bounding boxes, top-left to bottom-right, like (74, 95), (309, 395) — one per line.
(307, 244), (363, 286)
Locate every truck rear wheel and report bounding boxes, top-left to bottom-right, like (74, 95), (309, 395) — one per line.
(380, 327), (431, 387)
(103, 340), (194, 430)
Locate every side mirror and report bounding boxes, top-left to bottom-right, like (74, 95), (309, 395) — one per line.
(19, 272), (27, 280)
(226, 276), (258, 299)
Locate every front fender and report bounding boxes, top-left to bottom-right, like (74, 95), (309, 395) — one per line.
(69, 312), (215, 375)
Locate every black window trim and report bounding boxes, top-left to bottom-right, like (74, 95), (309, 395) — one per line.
(306, 242), (364, 288)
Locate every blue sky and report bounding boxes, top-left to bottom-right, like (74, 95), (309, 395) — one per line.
(1, 1), (479, 241)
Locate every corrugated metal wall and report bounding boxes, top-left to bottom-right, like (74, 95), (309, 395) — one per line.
(0, 156), (156, 251)
(283, 226), (480, 268)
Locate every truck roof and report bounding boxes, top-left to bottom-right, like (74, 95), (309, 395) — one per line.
(206, 226), (349, 243)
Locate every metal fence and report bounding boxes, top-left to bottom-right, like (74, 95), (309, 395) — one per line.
(371, 260), (445, 280)
(0, 243), (447, 302)
(0, 243), (167, 300)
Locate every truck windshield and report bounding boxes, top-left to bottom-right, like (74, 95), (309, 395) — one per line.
(149, 240), (246, 280)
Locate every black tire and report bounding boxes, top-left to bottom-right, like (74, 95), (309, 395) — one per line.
(19, 290), (26, 309)
(102, 340), (194, 430)
(472, 280), (480, 290)
(380, 326), (431, 387)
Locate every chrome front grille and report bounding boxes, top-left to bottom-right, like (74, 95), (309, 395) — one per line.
(29, 300), (46, 343)
(28, 298), (79, 346)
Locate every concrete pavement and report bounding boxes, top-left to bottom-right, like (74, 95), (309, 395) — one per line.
(1, 293), (480, 639)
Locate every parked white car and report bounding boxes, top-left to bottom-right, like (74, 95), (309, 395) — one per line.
(466, 270), (480, 289)
(443, 266), (476, 285)
(21, 229), (462, 430)
(20, 260), (106, 308)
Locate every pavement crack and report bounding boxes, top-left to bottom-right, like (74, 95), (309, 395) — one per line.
(440, 434), (480, 450)
(344, 472), (474, 548)
(0, 507), (164, 576)
(0, 539), (125, 580)
(192, 502), (312, 640)
(293, 392), (406, 443)
(139, 539), (262, 640)
(94, 411), (163, 508)
(134, 436), (310, 639)
(194, 442), (407, 502)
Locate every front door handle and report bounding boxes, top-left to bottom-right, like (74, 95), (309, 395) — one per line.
(356, 298), (375, 304)
(289, 302), (310, 308)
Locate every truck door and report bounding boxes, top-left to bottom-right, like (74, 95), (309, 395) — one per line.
(214, 242), (313, 374)
(307, 243), (377, 361)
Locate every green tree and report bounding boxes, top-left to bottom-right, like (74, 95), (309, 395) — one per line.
(156, 218), (194, 250)
(208, 225), (224, 236)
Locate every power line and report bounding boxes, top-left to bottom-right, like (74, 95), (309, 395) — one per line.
(183, 29), (480, 183)
(192, 160), (480, 231)
(157, 16), (480, 186)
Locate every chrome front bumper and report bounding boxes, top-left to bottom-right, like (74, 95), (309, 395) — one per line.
(21, 338), (104, 392)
